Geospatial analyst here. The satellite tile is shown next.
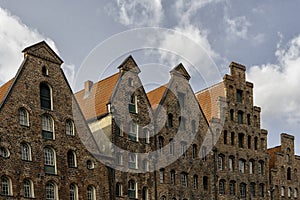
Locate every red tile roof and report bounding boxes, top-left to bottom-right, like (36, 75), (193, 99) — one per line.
(0, 79), (14, 105)
(195, 82), (225, 121)
(75, 73), (120, 121)
(147, 84), (167, 111)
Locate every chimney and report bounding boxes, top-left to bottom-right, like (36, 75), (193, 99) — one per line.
(84, 80), (93, 94)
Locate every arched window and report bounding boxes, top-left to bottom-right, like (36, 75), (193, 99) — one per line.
(70, 183), (78, 200)
(181, 172), (188, 187)
(170, 170), (175, 185)
(44, 147), (56, 174)
(201, 146), (207, 161)
(258, 160), (264, 175)
(231, 132), (235, 145)
(178, 116), (186, 130)
(193, 175), (198, 189)
(223, 130), (227, 144)
(159, 168), (165, 183)
(66, 119), (74, 136)
(42, 66), (48, 76)
(254, 137), (258, 150)
(40, 83), (52, 109)
(230, 109), (234, 121)
(46, 181), (57, 200)
(169, 138), (174, 155)
(250, 182), (255, 197)
(218, 154), (224, 170)
(160, 195), (166, 200)
(247, 114), (251, 125)
(259, 183), (265, 197)
(294, 188), (298, 198)
(247, 135), (251, 149)
(237, 110), (244, 124)
(238, 159), (245, 173)
(142, 187), (148, 200)
(219, 179), (225, 194)
(249, 160), (254, 174)
(87, 160), (94, 169)
(19, 108), (29, 126)
(128, 180), (136, 198)
(229, 181), (235, 195)
(238, 133), (244, 148)
(203, 176), (208, 191)
(168, 113), (173, 128)
(0, 147), (9, 158)
(24, 179), (34, 198)
(21, 143), (31, 161)
(191, 120), (196, 134)
(288, 187), (291, 198)
(180, 141), (187, 157)
(67, 150), (77, 168)
(1, 176), (12, 196)
(281, 186), (285, 197)
(42, 114), (54, 140)
(87, 185), (96, 200)
(129, 122), (138, 141)
(287, 167), (292, 180)
(228, 156), (234, 171)
(158, 136), (164, 153)
(128, 153), (137, 169)
(240, 183), (246, 198)
(192, 144), (197, 159)
(129, 94), (137, 113)
(116, 183), (122, 196)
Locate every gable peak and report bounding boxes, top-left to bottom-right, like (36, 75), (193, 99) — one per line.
(118, 55), (141, 74)
(170, 63), (191, 80)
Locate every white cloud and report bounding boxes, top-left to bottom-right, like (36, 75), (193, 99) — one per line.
(247, 34), (300, 136)
(0, 7), (75, 85)
(225, 16), (251, 39)
(109, 0), (163, 27)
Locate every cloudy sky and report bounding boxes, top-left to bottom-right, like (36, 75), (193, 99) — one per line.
(0, 0), (299, 153)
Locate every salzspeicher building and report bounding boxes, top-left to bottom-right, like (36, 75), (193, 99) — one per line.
(0, 41), (299, 200)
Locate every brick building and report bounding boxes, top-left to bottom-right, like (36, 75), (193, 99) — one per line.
(0, 41), (299, 200)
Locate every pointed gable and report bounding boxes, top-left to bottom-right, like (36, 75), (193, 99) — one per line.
(22, 41), (63, 65)
(118, 55), (141, 74)
(170, 63), (191, 80)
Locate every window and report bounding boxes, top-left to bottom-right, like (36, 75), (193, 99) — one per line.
(247, 135), (251, 149)
(286, 154), (290, 163)
(254, 115), (258, 127)
(128, 180), (136, 199)
(203, 176), (208, 191)
(239, 159), (245, 173)
(66, 119), (74, 136)
(144, 128), (149, 144)
(236, 89), (243, 102)
(229, 157), (234, 171)
(142, 187), (148, 200)
(87, 160), (94, 169)
(180, 142), (187, 157)
(116, 123), (122, 136)
(143, 159), (149, 172)
(237, 110), (243, 124)
(0, 147), (9, 158)
(178, 92), (185, 107)
(249, 160), (254, 174)
(161, 196), (166, 200)
(229, 181), (235, 195)
(288, 187), (291, 198)
(42, 66), (48, 76)
(247, 114), (251, 125)
(230, 109), (234, 121)
(238, 133), (244, 148)
(294, 188), (298, 198)
(158, 136), (164, 153)
(19, 108), (29, 126)
(24, 179), (34, 198)
(128, 153), (137, 169)
(254, 137), (258, 150)
(116, 153), (123, 165)
(250, 182), (255, 197)
(42, 114), (54, 140)
(129, 94), (137, 113)
(128, 78), (133, 86)
(21, 143), (31, 161)
(168, 114), (173, 128)
(1, 176), (12, 196)
(258, 161), (263, 175)
(287, 167), (292, 180)
(129, 122), (138, 141)
(192, 144), (197, 159)
(170, 170), (175, 185)
(281, 186), (285, 197)
(191, 120), (196, 134)
(116, 183), (122, 197)
(261, 138), (265, 150)
(218, 155), (224, 170)
(219, 180), (225, 195)
(193, 175), (198, 189)
(44, 147), (56, 174)
(160, 168), (165, 183)
(40, 83), (52, 109)
(169, 139), (174, 155)
(87, 185), (96, 200)
(70, 184), (78, 200)
(223, 130), (227, 144)
(231, 132), (235, 145)
(67, 150), (77, 168)
(178, 116), (185, 130)
(201, 146), (207, 161)
(46, 182), (56, 200)
(259, 183), (264, 197)
(181, 173), (188, 187)
(240, 183), (246, 198)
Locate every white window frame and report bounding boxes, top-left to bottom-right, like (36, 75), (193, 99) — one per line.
(66, 119), (75, 136)
(1, 176), (12, 196)
(21, 143), (32, 161)
(19, 108), (29, 126)
(70, 183), (78, 200)
(128, 153), (137, 169)
(46, 181), (57, 200)
(87, 185), (96, 200)
(239, 159), (245, 173)
(24, 179), (34, 198)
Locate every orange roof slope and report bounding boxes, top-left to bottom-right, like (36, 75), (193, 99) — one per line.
(147, 84), (167, 111)
(0, 79), (14, 105)
(268, 146), (281, 169)
(195, 82), (225, 122)
(75, 73), (120, 120)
